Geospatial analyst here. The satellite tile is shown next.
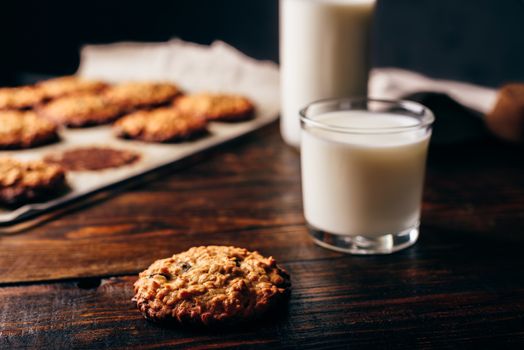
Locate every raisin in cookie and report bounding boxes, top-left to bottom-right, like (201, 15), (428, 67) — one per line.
(0, 157), (67, 205)
(0, 86), (46, 110)
(37, 76), (108, 100)
(104, 82), (182, 110)
(37, 94), (124, 127)
(114, 107), (207, 142)
(133, 246), (290, 325)
(173, 93), (255, 122)
(0, 110), (59, 149)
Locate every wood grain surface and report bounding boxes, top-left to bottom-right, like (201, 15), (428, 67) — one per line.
(1, 122), (524, 349)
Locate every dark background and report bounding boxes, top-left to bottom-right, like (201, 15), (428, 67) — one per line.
(1, 0), (524, 87)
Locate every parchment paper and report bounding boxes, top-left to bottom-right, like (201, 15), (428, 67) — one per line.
(0, 39), (280, 224)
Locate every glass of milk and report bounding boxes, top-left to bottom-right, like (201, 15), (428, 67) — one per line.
(280, 0), (375, 148)
(300, 98), (434, 254)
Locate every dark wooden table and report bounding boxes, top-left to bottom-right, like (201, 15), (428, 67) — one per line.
(1, 122), (523, 349)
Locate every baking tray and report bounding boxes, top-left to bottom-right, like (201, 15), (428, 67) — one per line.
(0, 105), (278, 225)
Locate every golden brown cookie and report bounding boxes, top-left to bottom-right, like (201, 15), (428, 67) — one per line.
(44, 147), (140, 171)
(173, 93), (255, 122)
(133, 246), (291, 325)
(37, 76), (108, 100)
(0, 111), (59, 149)
(0, 86), (46, 110)
(104, 82), (182, 110)
(0, 157), (67, 205)
(114, 107), (207, 142)
(37, 94), (124, 127)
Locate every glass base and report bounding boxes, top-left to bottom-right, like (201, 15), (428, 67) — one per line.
(308, 224), (419, 255)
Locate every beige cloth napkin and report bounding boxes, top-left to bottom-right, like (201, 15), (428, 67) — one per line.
(369, 68), (498, 114)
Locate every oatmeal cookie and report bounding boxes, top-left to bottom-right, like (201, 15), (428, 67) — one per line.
(37, 76), (108, 100)
(0, 86), (46, 110)
(0, 111), (59, 149)
(114, 107), (207, 142)
(133, 246), (291, 325)
(37, 94), (124, 127)
(44, 147), (140, 171)
(0, 157), (67, 205)
(173, 93), (255, 122)
(104, 82), (182, 110)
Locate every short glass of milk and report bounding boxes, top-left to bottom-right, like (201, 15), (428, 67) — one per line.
(300, 98), (434, 254)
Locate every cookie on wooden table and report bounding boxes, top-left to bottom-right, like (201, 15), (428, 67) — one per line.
(114, 107), (207, 142)
(37, 76), (108, 100)
(0, 86), (45, 110)
(0, 157), (67, 205)
(173, 93), (255, 122)
(0, 110), (59, 149)
(133, 246), (291, 326)
(44, 147), (140, 171)
(104, 82), (182, 110)
(37, 94), (124, 127)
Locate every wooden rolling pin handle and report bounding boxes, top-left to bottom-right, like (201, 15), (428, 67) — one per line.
(486, 84), (524, 142)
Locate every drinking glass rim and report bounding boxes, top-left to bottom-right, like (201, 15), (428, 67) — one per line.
(299, 97), (435, 134)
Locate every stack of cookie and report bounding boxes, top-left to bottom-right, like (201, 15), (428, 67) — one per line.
(32, 79), (178, 130)
(1, 76), (256, 146)
(0, 75), (255, 207)
(0, 76), (111, 149)
(112, 88), (255, 142)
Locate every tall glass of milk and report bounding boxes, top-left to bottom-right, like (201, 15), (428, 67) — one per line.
(280, 0), (375, 148)
(300, 98), (434, 254)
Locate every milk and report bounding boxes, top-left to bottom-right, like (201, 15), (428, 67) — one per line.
(301, 111), (431, 237)
(280, 0), (375, 148)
